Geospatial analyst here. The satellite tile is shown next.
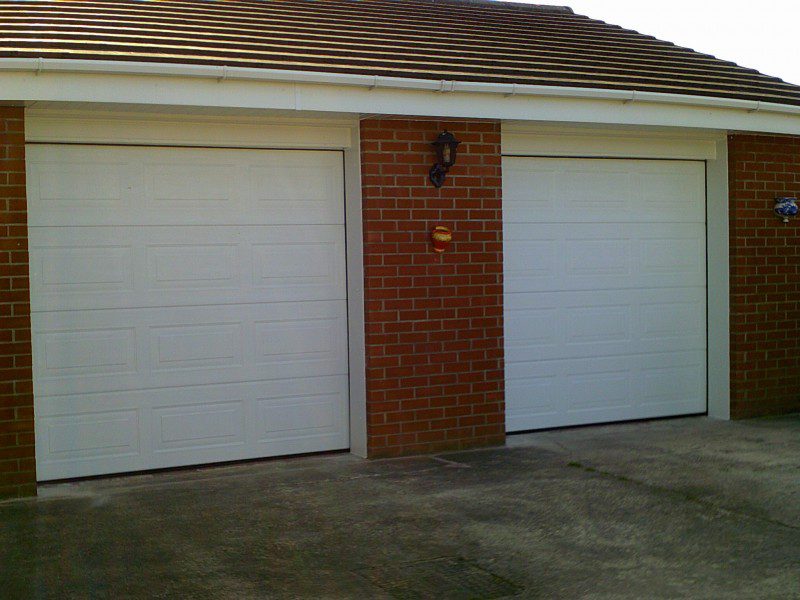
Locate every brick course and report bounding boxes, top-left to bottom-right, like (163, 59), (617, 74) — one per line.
(0, 106), (34, 499)
(728, 133), (800, 419)
(360, 118), (505, 457)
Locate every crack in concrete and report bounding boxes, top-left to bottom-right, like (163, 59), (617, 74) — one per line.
(432, 457), (472, 469)
(565, 459), (800, 533)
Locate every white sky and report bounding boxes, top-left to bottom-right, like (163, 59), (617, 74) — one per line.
(515, 0), (800, 86)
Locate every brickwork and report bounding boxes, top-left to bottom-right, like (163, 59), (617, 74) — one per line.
(728, 134), (800, 419)
(0, 106), (34, 499)
(360, 118), (504, 457)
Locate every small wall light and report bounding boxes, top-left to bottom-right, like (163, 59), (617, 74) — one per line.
(431, 225), (452, 252)
(774, 197), (798, 223)
(429, 130), (461, 188)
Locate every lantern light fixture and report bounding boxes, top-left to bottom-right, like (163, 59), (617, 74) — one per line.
(429, 130), (461, 188)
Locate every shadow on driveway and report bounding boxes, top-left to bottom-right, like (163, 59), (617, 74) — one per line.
(2, 415), (799, 599)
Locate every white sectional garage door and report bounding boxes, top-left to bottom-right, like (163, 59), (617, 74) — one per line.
(27, 145), (349, 480)
(504, 157), (707, 432)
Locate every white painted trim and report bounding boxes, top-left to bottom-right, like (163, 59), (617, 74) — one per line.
(4, 59), (800, 136)
(5, 58), (800, 116)
(706, 137), (731, 420)
(502, 127), (731, 420)
(25, 109), (355, 149)
(24, 109), (370, 454)
(502, 124), (718, 160)
(343, 128), (367, 457)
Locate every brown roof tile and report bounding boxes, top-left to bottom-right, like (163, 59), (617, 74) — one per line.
(1, 0), (799, 106)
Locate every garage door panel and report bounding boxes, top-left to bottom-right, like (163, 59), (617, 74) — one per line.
(29, 225), (346, 311)
(34, 326), (138, 378)
(147, 241), (241, 291)
(153, 400), (246, 452)
(566, 359), (632, 412)
(29, 144), (350, 480)
(506, 288), (706, 362)
(504, 157), (706, 432)
(27, 146), (344, 227)
(504, 157), (705, 223)
(639, 361), (706, 408)
(506, 372), (558, 420)
(506, 350), (706, 431)
(31, 243), (135, 297)
(504, 222), (706, 293)
(33, 301), (347, 396)
(36, 409), (141, 463)
(35, 375), (349, 480)
(640, 298), (706, 342)
(27, 155), (129, 211)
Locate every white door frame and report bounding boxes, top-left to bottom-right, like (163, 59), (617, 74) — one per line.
(25, 108), (369, 458)
(501, 123), (730, 420)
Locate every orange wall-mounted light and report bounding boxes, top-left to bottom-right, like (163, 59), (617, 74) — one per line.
(431, 226), (452, 253)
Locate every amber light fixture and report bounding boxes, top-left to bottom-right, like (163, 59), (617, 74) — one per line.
(429, 130), (461, 188)
(431, 225), (452, 252)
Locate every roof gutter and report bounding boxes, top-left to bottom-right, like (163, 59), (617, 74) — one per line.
(3, 57), (800, 118)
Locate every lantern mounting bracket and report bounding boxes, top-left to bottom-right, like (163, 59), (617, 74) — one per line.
(429, 163), (447, 188)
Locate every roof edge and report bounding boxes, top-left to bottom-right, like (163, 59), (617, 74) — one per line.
(419, 0), (574, 13)
(3, 57), (799, 118)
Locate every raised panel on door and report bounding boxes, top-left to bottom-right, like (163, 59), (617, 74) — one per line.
(504, 157), (705, 224)
(503, 157), (707, 432)
(29, 226), (346, 311)
(504, 223), (706, 293)
(35, 375), (349, 480)
(32, 301), (348, 396)
(26, 145), (344, 226)
(28, 144), (350, 480)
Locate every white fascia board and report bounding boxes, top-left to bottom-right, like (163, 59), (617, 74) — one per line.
(4, 58), (800, 135)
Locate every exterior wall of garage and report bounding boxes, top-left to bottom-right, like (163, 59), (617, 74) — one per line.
(0, 107), (35, 500)
(360, 118), (505, 457)
(728, 134), (800, 418)
(3, 112), (798, 497)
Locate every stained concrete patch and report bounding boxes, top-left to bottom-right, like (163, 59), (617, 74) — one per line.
(1, 416), (799, 599)
(504, 415), (800, 528)
(357, 556), (522, 599)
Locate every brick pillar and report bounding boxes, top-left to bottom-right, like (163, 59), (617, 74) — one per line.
(0, 107), (34, 499)
(360, 118), (504, 457)
(728, 134), (800, 419)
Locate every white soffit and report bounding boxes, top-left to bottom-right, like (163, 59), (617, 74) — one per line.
(4, 59), (800, 135)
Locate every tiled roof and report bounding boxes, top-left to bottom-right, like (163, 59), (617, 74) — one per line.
(2, 0), (800, 106)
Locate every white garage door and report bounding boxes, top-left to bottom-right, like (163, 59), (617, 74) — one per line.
(27, 145), (349, 480)
(504, 157), (707, 432)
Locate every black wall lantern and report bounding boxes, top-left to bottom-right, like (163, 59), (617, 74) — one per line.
(429, 130), (461, 188)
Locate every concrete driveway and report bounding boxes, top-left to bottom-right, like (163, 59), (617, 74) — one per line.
(1, 415), (798, 599)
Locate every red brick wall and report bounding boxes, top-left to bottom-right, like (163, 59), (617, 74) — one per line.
(0, 107), (34, 499)
(360, 118), (504, 457)
(728, 133), (800, 419)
